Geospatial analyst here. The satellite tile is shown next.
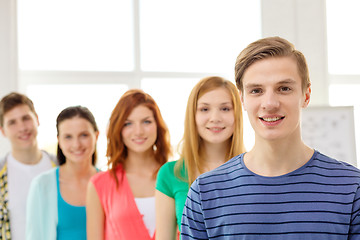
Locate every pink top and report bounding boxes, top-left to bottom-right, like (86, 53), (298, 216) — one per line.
(91, 165), (155, 240)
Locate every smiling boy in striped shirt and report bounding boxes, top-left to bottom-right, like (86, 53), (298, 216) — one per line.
(181, 36), (360, 240)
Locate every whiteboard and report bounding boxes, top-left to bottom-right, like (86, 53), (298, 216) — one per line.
(301, 106), (357, 166)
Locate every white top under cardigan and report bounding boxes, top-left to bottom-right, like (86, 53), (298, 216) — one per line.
(8, 153), (54, 240)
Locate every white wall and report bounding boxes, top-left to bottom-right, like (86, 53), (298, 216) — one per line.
(261, 0), (328, 105)
(0, 0), (17, 154)
(0, 0), (17, 96)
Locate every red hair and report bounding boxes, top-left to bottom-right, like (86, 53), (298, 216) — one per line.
(106, 89), (171, 183)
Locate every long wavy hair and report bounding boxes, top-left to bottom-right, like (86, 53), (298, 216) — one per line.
(106, 89), (171, 183)
(175, 76), (246, 185)
(56, 106), (99, 166)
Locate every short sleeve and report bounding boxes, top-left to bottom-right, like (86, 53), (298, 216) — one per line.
(181, 179), (208, 240)
(156, 161), (176, 198)
(349, 184), (360, 239)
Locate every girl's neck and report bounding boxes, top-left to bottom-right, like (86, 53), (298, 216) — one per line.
(60, 159), (96, 180)
(201, 140), (230, 172)
(124, 150), (159, 175)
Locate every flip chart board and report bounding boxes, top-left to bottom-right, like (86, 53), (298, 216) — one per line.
(301, 106), (357, 166)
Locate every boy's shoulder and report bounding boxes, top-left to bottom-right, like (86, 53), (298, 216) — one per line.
(41, 150), (58, 166)
(314, 151), (360, 170)
(312, 151), (360, 176)
(0, 150), (57, 168)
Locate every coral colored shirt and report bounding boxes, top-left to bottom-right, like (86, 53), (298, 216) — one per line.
(91, 165), (155, 240)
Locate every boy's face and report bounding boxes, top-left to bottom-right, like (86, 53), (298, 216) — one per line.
(0, 104), (39, 151)
(240, 56), (311, 142)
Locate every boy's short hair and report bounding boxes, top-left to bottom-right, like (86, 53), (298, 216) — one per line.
(0, 92), (37, 127)
(235, 36), (311, 93)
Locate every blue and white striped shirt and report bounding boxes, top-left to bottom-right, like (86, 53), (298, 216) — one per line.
(181, 151), (360, 239)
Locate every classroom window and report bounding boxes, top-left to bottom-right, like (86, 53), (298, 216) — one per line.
(140, 0), (261, 74)
(17, 0), (262, 167)
(27, 84), (128, 168)
(326, 0), (360, 75)
(141, 78), (200, 157)
(17, 0), (134, 71)
(326, 0), (360, 165)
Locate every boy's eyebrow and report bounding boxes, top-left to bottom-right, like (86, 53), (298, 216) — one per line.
(244, 83), (262, 89)
(244, 79), (297, 89)
(277, 78), (297, 84)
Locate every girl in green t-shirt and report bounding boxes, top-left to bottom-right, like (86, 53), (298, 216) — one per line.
(155, 76), (246, 239)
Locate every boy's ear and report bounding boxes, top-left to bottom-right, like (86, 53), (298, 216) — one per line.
(302, 85), (311, 108)
(36, 114), (40, 126)
(239, 90), (246, 111)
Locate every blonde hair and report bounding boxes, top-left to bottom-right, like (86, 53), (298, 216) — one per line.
(175, 76), (246, 185)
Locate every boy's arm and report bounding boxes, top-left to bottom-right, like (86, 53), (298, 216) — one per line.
(349, 185), (360, 239)
(181, 180), (208, 240)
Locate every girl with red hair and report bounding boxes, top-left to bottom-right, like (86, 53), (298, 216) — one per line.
(86, 89), (171, 240)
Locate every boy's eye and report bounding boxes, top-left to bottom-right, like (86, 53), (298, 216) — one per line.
(280, 86), (291, 92)
(23, 115), (31, 121)
(8, 120), (16, 125)
(250, 89), (262, 94)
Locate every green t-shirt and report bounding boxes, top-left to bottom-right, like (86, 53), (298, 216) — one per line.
(156, 160), (189, 230)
